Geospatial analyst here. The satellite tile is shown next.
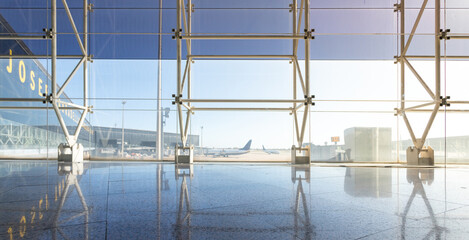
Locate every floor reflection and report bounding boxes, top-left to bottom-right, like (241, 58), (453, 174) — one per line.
(53, 162), (90, 240)
(3, 161), (469, 239)
(401, 168), (445, 239)
(170, 165), (315, 240)
(174, 175), (192, 240)
(1, 161), (91, 239)
(292, 165), (314, 240)
(344, 167), (392, 198)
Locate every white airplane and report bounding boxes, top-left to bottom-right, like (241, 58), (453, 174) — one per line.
(205, 140), (252, 157)
(262, 145), (279, 154)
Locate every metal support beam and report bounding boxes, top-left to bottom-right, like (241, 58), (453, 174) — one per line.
(0, 55), (84, 59)
(156, 0), (163, 159)
(188, 55), (294, 59)
(61, 0), (86, 55)
(181, 35), (306, 40)
(0, 98), (45, 102)
(51, 0), (73, 145)
(57, 100), (88, 111)
(293, 57), (307, 96)
(2, 0), (91, 160)
(293, 0), (299, 144)
(402, 57), (435, 99)
(0, 35), (46, 40)
(181, 0), (191, 54)
(191, 107), (293, 111)
(0, 106), (83, 110)
(448, 101), (469, 104)
(183, 111), (191, 144)
(402, 0), (428, 56)
(404, 102), (434, 111)
(402, 113), (418, 146)
(176, 0), (185, 146)
(296, 0), (305, 37)
(181, 103), (191, 111)
(293, 110), (301, 143)
(434, 0), (441, 101)
(298, 0), (311, 149)
(419, 104), (439, 149)
(57, 56), (86, 97)
(181, 59), (190, 93)
(397, 0), (441, 165)
(400, 0), (405, 112)
(173, 0), (313, 154)
(74, 110), (88, 138)
(185, 0), (192, 146)
(83, 0), (89, 108)
(181, 99), (306, 103)
(408, 109), (469, 113)
(449, 36), (469, 39)
(402, 55), (469, 59)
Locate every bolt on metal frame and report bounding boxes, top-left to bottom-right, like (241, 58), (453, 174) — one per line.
(0, 0), (91, 148)
(173, 0), (315, 150)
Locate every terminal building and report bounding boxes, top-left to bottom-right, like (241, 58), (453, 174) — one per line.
(0, 13), (198, 159)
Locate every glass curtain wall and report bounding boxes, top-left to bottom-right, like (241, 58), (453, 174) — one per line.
(0, 0), (468, 163)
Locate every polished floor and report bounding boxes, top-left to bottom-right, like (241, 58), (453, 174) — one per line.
(1, 161), (469, 239)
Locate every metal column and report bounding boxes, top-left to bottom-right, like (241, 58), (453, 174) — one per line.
(172, 0), (314, 163)
(397, 0), (443, 165)
(156, 0), (163, 160)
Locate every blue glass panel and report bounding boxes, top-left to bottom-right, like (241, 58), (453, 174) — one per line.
(0, 9), (48, 34)
(312, 9), (395, 34)
(162, 9), (293, 34)
(92, 0), (158, 9)
(406, 0), (468, 9)
(446, 39), (469, 56)
(161, 35), (290, 59)
(311, 35), (396, 60)
(91, 9), (159, 33)
(89, 60), (158, 98)
(90, 35), (159, 59)
(190, 9), (292, 34)
(0, 0), (85, 9)
(404, 35), (441, 56)
(0, 9), (84, 33)
(447, 9), (469, 33)
(163, 0), (290, 9)
(0, 0), (48, 8)
(311, 0), (395, 9)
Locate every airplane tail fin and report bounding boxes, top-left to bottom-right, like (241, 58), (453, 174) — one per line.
(262, 145), (265, 150)
(240, 140), (252, 151)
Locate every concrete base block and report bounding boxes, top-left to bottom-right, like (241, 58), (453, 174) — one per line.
(58, 143), (84, 162)
(291, 165), (311, 183)
(57, 162), (84, 176)
(291, 145), (311, 165)
(175, 145), (194, 164)
(406, 146), (434, 166)
(175, 164), (194, 180)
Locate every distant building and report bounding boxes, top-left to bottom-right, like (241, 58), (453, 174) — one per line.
(344, 127), (392, 162)
(92, 126), (199, 149)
